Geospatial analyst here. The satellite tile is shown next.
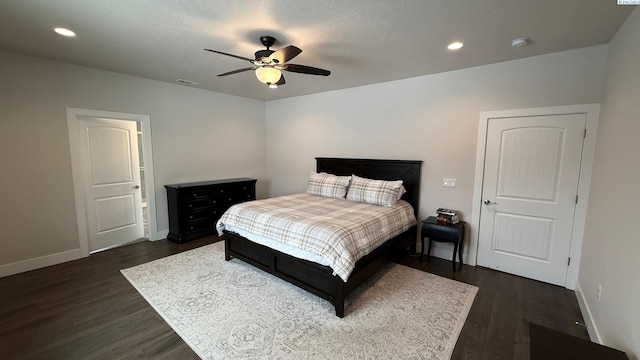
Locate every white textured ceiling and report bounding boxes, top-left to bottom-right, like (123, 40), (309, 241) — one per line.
(0, 0), (633, 101)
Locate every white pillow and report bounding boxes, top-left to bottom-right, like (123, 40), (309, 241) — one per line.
(397, 185), (407, 201)
(346, 175), (404, 207)
(306, 172), (351, 199)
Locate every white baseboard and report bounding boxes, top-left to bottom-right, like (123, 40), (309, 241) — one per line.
(575, 281), (602, 343)
(417, 241), (470, 266)
(0, 249), (85, 278)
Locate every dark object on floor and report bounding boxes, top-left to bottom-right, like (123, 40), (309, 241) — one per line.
(529, 322), (628, 360)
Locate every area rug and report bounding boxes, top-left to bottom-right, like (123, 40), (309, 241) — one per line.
(121, 242), (477, 359)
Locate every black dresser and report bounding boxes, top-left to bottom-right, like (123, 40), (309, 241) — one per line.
(165, 178), (257, 243)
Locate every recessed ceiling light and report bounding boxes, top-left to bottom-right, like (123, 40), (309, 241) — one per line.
(447, 42), (464, 50)
(53, 27), (76, 37)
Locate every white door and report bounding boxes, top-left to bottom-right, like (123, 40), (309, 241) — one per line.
(79, 117), (144, 252)
(477, 113), (585, 286)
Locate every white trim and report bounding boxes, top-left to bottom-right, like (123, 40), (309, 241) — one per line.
(139, 116), (159, 241)
(470, 104), (600, 289)
(430, 244), (460, 262)
(67, 111), (90, 257)
(66, 108), (160, 258)
(157, 229), (170, 241)
(0, 249), (83, 278)
(575, 281), (602, 343)
(566, 104), (600, 289)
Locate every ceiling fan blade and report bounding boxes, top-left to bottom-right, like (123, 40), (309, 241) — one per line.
(276, 74), (286, 86)
(204, 49), (254, 62)
(217, 67), (254, 76)
(269, 45), (302, 64)
(281, 64), (331, 76)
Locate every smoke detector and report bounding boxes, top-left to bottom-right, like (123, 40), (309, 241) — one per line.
(176, 79), (200, 85)
(511, 37), (530, 48)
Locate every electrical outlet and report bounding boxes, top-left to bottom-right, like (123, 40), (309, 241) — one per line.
(443, 178), (456, 188)
(597, 284), (602, 301)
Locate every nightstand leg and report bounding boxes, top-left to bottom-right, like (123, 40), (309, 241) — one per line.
(426, 238), (432, 263)
(419, 236), (425, 262)
(452, 244), (458, 272)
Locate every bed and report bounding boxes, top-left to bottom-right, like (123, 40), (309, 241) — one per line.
(219, 157), (422, 317)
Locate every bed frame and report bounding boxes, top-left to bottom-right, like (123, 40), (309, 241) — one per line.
(223, 157), (422, 317)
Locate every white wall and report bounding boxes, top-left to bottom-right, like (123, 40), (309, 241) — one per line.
(578, 8), (640, 359)
(0, 51), (267, 274)
(266, 45), (608, 264)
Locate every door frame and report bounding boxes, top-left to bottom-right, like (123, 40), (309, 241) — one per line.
(67, 108), (158, 257)
(470, 104), (600, 289)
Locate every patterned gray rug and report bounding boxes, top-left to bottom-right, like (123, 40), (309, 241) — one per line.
(121, 242), (477, 359)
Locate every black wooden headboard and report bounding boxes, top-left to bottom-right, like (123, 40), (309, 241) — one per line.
(316, 157), (422, 217)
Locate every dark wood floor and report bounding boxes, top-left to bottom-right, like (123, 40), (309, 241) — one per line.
(0, 236), (588, 360)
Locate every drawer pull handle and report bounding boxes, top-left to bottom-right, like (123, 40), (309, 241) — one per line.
(190, 226), (194, 230)
(188, 204), (192, 208)
(484, 200), (498, 205)
(189, 215), (193, 219)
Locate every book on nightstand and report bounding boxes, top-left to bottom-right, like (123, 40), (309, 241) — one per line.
(436, 208), (457, 216)
(435, 208), (460, 224)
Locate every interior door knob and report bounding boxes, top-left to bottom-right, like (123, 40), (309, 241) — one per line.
(484, 200), (497, 205)
(133, 185), (140, 189)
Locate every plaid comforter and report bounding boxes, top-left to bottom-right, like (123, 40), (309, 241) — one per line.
(216, 193), (417, 281)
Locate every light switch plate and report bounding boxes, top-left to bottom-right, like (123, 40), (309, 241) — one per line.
(443, 178), (456, 188)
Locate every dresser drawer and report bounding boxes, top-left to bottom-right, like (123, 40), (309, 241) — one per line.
(209, 184), (233, 196)
(229, 192), (255, 204)
(235, 185), (256, 200)
(183, 206), (226, 222)
(236, 183), (254, 194)
(208, 194), (225, 207)
(183, 208), (214, 222)
(180, 187), (210, 199)
(182, 197), (214, 211)
(182, 220), (215, 236)
(215, 191), (255, 205)
(422, 225), (459, 241)
(211, 183), (255, 196)
(210, 206), (226, 219)
(421, 218), (464, 242)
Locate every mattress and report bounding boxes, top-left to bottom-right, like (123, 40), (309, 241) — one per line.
(216, 193), (416, 281)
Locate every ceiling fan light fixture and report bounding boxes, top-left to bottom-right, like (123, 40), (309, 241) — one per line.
(255, 66), (281, 85)
(207, 35), (330, 87)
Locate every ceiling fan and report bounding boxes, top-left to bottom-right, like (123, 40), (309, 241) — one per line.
(204, 36), (331, 88)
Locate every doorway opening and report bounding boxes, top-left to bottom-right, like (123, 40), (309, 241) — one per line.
(136, 121), (149, 239)
(67, 108), (158, 257)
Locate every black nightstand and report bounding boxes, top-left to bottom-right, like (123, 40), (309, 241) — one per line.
(420, 216), (465, 272)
